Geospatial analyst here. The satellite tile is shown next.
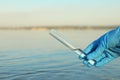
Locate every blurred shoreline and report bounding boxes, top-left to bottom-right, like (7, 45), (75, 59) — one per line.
(0, 26), (118, 30)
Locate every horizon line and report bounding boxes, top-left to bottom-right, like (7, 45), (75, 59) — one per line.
(0, 26), (118, 30)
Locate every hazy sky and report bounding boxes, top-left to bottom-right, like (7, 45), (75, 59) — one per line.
(0, 0), (120, 27)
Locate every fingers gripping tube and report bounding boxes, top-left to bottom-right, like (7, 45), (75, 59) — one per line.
(74, 49), (96, 65)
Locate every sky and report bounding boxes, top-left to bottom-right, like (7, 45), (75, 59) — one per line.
(0, 0), (120, 27)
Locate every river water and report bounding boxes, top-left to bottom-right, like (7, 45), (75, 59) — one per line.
(0, 29), (120, 80)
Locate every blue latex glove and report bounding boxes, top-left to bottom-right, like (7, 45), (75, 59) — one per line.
(82, 26), (120, 67)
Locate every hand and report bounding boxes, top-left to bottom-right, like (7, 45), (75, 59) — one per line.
(82, 27), (120, 67)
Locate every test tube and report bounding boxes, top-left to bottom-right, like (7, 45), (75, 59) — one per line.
(49, 29), (96, 66)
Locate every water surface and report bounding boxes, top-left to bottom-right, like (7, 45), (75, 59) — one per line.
(0, 29), (120, 80)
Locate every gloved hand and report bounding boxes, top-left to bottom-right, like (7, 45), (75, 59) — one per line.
(82, 26), (120, 67)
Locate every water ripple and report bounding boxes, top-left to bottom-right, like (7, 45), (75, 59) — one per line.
(0, 49), (120, 80)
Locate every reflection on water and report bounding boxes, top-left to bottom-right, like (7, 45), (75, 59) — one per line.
(0, 29), (120, 80)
